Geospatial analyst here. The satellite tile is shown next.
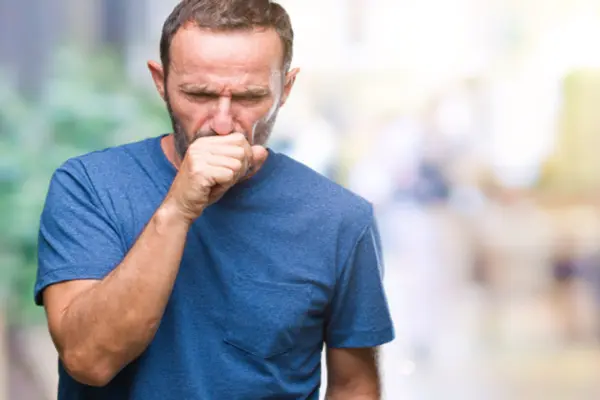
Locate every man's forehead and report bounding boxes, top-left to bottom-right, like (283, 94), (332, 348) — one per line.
(169, 25), (284, 78)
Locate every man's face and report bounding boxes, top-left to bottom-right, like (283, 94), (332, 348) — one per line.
(149, 25), (298, 159)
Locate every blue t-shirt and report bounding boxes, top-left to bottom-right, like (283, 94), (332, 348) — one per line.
(35, 135), (395, 400)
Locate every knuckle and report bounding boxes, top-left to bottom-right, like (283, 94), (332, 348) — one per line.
(233, 146), (246, 159)
(195, 170), (213, 187)
(189, 163), (207, 181)
(188, 138), (200, 148)
(188, 160), (201, 174)
(233, 133), (246, 143)
(231, 159), (243, 171)
(188, 138), (205, 151)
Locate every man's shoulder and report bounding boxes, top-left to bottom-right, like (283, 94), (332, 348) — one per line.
(56, 136), (160, 179)
(78, 136), (158, 167)
(276, 153), (374, 225)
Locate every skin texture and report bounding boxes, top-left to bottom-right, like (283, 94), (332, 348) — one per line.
(326, 348), (381, 399)
(43, 23), (381, 398)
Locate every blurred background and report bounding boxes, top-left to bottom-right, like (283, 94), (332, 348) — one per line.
(2, 0), (600, 399)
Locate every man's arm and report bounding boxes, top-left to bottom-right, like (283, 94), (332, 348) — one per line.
(323, 214), (393, 399)
(325, 347), (381, 399)
(44, 202), (191, 387)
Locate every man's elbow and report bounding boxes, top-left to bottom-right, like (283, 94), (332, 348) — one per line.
(61, 349), (118, 387)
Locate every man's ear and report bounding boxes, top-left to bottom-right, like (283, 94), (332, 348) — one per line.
(147, 60), (166, 101)
(280, 67), (300, 107)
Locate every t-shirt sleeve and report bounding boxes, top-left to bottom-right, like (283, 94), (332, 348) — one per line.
(34, 159), (125, 306)
(325, 215), (395, 348)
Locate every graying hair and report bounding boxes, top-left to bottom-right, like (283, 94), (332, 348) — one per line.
(160, 0), (294, 77)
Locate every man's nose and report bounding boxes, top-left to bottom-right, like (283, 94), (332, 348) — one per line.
(210, 97), (235, 136)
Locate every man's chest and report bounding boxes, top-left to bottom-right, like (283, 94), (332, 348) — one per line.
(168, 220), (338, 359)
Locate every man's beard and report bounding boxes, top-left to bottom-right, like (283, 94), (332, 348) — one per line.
(165, 96), (279, 161)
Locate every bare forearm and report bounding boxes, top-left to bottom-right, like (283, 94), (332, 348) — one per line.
(326, 347), (381, 400)
(60, 202), (191, 381)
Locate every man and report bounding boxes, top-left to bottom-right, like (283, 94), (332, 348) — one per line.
(34, 0), (395, 399)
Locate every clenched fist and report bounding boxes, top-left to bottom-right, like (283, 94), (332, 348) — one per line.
(164, 133), (268, 223)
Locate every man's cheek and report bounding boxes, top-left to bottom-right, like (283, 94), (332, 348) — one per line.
(265, 95), (280, 121)
(179, 109), (205, 136)
(251, 120), (261, 143)
(251, 113), (277, 145)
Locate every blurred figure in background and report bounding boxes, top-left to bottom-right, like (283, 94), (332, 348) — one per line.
(550, 236), (582, 343)
(347, 111), (454, 370)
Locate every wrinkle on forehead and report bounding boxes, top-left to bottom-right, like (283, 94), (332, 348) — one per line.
(174, 68), (283, 87)
(169, 26), (285, 78)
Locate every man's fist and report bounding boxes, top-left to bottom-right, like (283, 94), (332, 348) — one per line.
(165, 133), (268, 223)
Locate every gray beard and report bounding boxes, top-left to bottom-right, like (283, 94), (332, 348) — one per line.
(165, 97), (279, 161)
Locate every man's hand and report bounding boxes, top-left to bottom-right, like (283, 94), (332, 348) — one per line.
(165, 133), (268, 223)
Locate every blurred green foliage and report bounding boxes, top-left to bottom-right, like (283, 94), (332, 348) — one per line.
(0, 47), (171, 324)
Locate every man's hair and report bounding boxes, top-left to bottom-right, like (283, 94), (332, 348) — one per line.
(160, 0), (294, 77)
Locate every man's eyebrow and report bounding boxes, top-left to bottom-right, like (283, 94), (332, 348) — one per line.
(179, 83), (214, 93)
(233, 86), (270, 96)
(179, 83), (270, 96)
